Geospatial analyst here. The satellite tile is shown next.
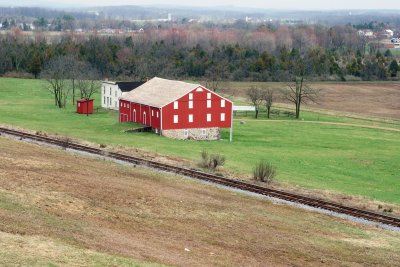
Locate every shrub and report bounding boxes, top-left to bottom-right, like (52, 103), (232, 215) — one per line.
(200, 150), (225, 171)
(61, 137), (72, 150)
(253, 161), (276, 184)
(383, 208), (393, 213)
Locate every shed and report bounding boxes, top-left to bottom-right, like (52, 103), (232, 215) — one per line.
(77, 99), (94, 115)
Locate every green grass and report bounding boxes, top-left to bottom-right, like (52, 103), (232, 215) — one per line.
(1, 78), (399, 204)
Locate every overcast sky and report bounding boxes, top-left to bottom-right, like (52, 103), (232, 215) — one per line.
(0, 0), (399, 10)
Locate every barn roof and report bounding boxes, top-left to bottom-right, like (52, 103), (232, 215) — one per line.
(120, 77), (202, 108)
(102, 81), (145, 92)
(116, 81), (145, 92)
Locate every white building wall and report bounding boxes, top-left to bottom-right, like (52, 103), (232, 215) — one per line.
(101, 82), (123, 111)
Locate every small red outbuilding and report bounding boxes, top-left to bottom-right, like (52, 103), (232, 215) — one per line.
(77, 99), (94, 115)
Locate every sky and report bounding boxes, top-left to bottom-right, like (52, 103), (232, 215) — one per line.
(0, 0), (399, 10)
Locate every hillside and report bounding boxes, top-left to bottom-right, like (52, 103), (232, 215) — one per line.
(0, 78), (399, 212)
(1, 137), (399, 266)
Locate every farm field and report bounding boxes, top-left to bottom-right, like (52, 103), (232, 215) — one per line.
(220, 81), (400, 120)
(0, 137), (399, 266)
(0, 78), (399, 207)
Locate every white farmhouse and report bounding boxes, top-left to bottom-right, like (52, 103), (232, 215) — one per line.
(385, 29), (394, 37)
(101, 81), (145, 110)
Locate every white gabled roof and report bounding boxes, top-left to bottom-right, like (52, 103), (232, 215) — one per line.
(120, 77), (202, 108)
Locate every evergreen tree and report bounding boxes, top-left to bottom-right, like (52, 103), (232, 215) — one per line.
(389, 59), (399, 77)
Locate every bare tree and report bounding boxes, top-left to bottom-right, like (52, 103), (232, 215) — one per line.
(247, 86), (263, 119)
(204, 63), (228, 92)
(283, 76), (319, 119)
(75, 62), (99, 116)
(41, 56), (72, 108)
(262, 88), (274, 119)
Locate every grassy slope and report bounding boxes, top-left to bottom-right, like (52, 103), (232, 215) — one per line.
(1, 137), (399, 266)
(0, 78), (399, 204)
(0, 232), (159, 267)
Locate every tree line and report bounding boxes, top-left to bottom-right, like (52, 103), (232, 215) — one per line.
(0, 25), (399, 82)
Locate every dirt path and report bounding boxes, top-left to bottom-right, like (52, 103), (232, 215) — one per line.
(236, 119), (400, 132)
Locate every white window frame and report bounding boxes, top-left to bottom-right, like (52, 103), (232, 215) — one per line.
(207, 100), (211, 108)
(184, 129), (189, 138)
(207, 113), (211, 122)
(221, 113), (225, 121)
(152, 110), (154, 116)
(221, 99), (225, 107)
(202, 129), (206, 135)
(189, 100), (193, 109)
(189, 93), (193, 100)
(157, 111), (159, 118)
(174, 115), (178, 123)
(207, 92), (211, 99)
(188, 114), (193, 123)
(174, 101), (178, 109)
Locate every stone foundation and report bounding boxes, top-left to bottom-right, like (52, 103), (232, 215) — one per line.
(162, 128), (221, 140)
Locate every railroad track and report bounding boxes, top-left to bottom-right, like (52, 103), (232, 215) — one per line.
(1, 126), (399, 228)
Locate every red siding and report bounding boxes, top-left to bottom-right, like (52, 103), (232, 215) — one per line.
(119, 86), (232, 131)
(161, 87), (232, 130)
(77, 99), (94, 114)
(119, 100), (130, 122)
(119, 100), (161, 129)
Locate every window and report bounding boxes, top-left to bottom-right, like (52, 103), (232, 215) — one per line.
(103, 87), (105, 94)
(78, 103), (80, 107)
(104, 97), (106, 104)
(152, 110), (154, 116)
(221, 113), (225, 121)
(184, 129), (189, 138)
(189, 100), (193, 109)
(207, 92), (211, 99)
(188, 114), (193, 123)
(207, 113), (211, 122)
(115, 101), (117, 108)
(174, 115), (178, 123)
(202, 129), (206, 135)
(221, 99), (225, 107)
(189, 93), (193, 100)
(196, 88), (203, 92)
(207, 100), (211, 108)
(120, 102), (123, 107)
(110, 88), (112, 96)
(174, 101), (178, 109)
(157, 111), (159, 118)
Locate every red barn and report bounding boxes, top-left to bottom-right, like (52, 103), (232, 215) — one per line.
(77, 99), (94, 115)
(119, 77), (233, 140)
